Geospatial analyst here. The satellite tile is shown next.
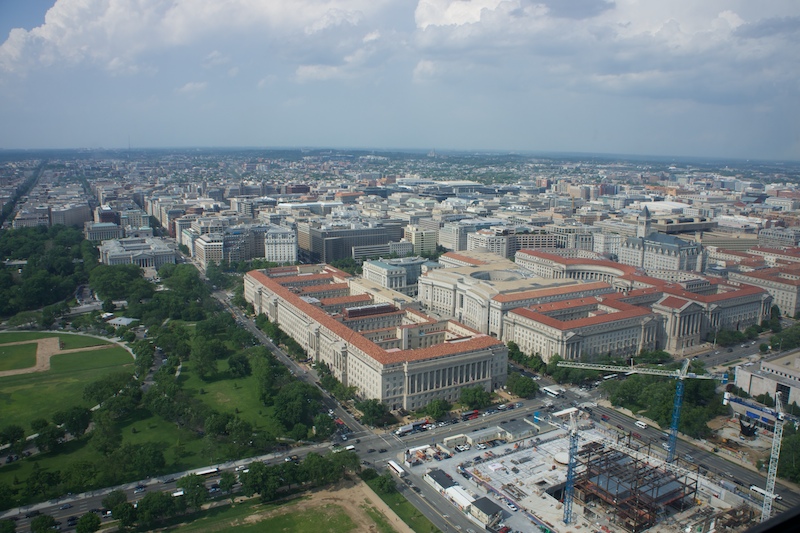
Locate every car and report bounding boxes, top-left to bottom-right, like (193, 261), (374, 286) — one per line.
(25, 510), (41, 518)
(616, 424), (624, 430)
(134, 485), (146, 494)
(379, 448), (387, 453)
(341, 434), (348, 441)
(162, 477), (176, 484)
(659, 435), (668, 441)
(367, 448), (375, 453)
(727, 348), (733, 352)
(60, 503), (72, 510)
(601, 414), (610, 421)
(632, 432), (641, 439)
(506, 501), (518, 512)
(412, 486), (421, 493)
(714, 351), (720, 354)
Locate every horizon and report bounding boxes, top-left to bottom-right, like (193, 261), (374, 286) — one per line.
(1, 1), (799, 161)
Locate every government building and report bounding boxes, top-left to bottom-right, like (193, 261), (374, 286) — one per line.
(244, 265), (508, 411)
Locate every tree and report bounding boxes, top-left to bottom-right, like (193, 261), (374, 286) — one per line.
(760, 343), (770, 354)
(0, 519), (15, 533)
(75, 511), (101, 533)
(30, 515), (56, 533)
(177, 474), (208, 510)
(102, 489), (128, 511)
(190, 336), (219, 380)
(273, 381), (322, 429)
(53, 406), (91, 437)
(30, 418), (49, 433)
(91, 411), (122, 456)
(34, 424), (65, 453)
(0, 425), (24, 447)
(227, 353), (251, 378)
(219, 471), (236, 501)
(460, 386), (491, 409)
(506, 372), (538, 398)
(112, 502), (137, 528)
(134, 491), (175, 529)
(356, 399), (388, 426)
(313, 413), (335, 438)
(374, 472), (396, 494)
(423, 399), (451, 421)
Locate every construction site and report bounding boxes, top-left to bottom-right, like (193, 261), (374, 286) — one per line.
(415, 414), (768, 533)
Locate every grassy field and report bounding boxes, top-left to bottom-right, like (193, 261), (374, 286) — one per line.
(0, 332), (111, 349)
(0, 342), (37, 371)
(361, 503), (399, 533)
(178, 359), (283, 437)
(367, 479), (442, 533)
(0, 345), (133, 429)
(163, 498), (358, 533)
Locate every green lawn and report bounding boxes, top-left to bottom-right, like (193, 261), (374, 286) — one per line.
(165, 497), (357, 533)
(366, 479), (442, 533)
(117, 408), (208, 470)
(0, 346), (133, 429)
(179, 360), (283, 437)
(361, 502), (399, 533)
(0, 332), (111, 349)
(0, 342), (37, 371)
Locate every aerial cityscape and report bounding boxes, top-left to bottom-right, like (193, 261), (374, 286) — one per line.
(0, 148), (799, 533)
(2, 1), (800, 533)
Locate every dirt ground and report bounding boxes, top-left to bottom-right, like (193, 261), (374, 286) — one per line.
(0, 337), (115, 378)
(232, 479), (415, 533)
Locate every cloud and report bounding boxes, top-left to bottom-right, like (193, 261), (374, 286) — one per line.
(0, 0), (390, 75)
(176, 81), (207, 93)
(203, 50), (230, 68)
(734, 16), (800, 39)
(541, 0), (615, 20)
(411, 1), (800, 106)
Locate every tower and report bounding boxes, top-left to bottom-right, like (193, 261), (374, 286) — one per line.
(637, 206), (652, 238)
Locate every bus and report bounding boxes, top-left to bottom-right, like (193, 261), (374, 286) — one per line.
(387, 460), (406, 478)
(461, 409), (480, 421)
(542, 386), (561, 398)
(196, 467), (220, 477)
(603, 374), (619, 381)
(750, 485), (781, 500)
(634, 421), (648, 430)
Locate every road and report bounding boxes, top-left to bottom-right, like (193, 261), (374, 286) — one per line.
(4, 294), (797, 530)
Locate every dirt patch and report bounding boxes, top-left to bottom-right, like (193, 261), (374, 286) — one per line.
(234, 480), (413, 533)
(0, 337), (117, 377)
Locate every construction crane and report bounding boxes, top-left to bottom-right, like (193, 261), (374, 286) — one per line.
(563, 411), (579, 525)
(557, 359), (727, 462)
(723, 391), (794, 522)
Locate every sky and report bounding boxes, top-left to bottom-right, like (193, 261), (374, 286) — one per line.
(0, 1), (799, 161)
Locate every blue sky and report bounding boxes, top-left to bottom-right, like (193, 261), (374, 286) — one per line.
(1, 0), (799, 160)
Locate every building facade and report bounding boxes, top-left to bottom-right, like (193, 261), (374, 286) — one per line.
(244, 265), (508, 410)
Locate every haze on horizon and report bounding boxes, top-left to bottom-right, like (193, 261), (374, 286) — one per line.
(0, 0), (799, 161)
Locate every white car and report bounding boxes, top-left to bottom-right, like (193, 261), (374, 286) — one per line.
(477, 443), (487, 450)
(506, 501), (518, 512)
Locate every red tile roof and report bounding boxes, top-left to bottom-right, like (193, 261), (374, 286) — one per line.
(658, 296), (690, 309)
(491, 282), (610, 303)
(510, 304), (651, 331)
(247, 270), (503, 365)
(318, 294), (373, 306)
(441, 252), (490, 265)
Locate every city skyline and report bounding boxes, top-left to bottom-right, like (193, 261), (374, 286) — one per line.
(1, 1), (799, 161)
